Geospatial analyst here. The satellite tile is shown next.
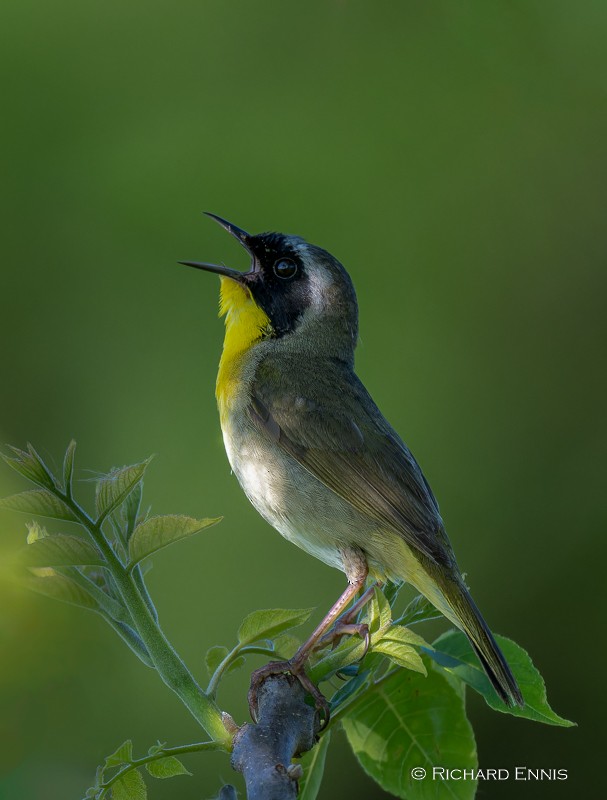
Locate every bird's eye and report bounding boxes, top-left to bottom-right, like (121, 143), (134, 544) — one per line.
(273, 258), (298, 279)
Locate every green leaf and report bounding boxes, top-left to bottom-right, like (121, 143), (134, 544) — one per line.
(237, 607), (314, 646)
(63, 440), (77, 493)
(1, 444), (57, 490)
(273, 633), (301, 659)
(128, 514), (221, 568)
(382, 580), (404, 608)
(146, 756), (191, 779)
(311, 597), (395, 683)
(105, 740), (133, 768)
(205, 645), (229, 677)
(95, 459), (152, 522)
(66, 570), (129, 622)
(429, 657), (466, 701)
(298, 730), (331, 800)
(205, 645), (246, 685)
(19, 534), (104, 567)
(342, 663), (477, 800)
(310, 633), (368, 683)
(0, 489), (77, 521)
(379, 624), (428, 649)
(329, 670), (370, 713)
(373, 625), (428, 674)
(431, 630), (575, 727)
(400, 593), (443, 627)
(21, 572), (99, 610)
(372, 640), (426, 675)
(368, 585), (392, 633)
(111, 768), (147, 800)
(122, 480), (143, 539)
(378, 587), (392, 627)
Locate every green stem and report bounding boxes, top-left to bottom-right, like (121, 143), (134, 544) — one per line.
(206, 644), (275, 698)
(132, 563), (159, 623)
(99, 740), (222, 796)
(64, 496), (231, 747)
(99, 614), (154, 667)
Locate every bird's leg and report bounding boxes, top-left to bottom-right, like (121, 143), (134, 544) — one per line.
(317, 580), (381, 652)
(248, 549), (368, 727)
(338, 580), (381, 626)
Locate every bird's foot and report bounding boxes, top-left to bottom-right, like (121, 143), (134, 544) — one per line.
(248, 659), (331, 728)
(317, 621), (370, 655)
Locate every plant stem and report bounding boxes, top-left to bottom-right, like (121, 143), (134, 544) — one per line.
(99, 740), (222, 796)
(64, 496), (231, 747)
(206, 644), (275, 698)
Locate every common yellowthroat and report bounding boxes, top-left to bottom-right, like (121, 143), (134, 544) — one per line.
(182, 213), (523, 713)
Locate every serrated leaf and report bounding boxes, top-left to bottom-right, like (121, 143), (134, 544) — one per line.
(237, 607), (314, 646)
(26, 520), (49, 543)
(431, 630), (575, 727)
(128, 514), (220, 567)
(111, 768), (147, 800)
(1, 444), (57, 490)
(0, 489), (77, 521)
(342, 662), (477, 800)
(298, 730), (331, 800)
(105, 740), (133, 768)
(205, 645), (229, 677)
(146, 756), (191, 779)
(19, 534), (103, 567)
(95, 459), (152, 522)
(372, 624), (428, 674)
(372, 640), (427, 674)
(63, 440), (77, 492)
(21, 572), (99, 610)
(379, 624), (428, 649)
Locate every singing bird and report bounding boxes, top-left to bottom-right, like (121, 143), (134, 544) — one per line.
(182, 214), (523, 716)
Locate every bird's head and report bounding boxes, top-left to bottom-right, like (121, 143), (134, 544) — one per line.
(181, 214), (359, 362)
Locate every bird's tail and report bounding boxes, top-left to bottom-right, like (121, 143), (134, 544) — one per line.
(443, 578), (524, 707)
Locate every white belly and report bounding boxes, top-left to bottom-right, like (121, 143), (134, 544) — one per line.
(222, 424), (348, 572)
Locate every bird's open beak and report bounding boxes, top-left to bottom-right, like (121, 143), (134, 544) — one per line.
(179, 212), (255, 280)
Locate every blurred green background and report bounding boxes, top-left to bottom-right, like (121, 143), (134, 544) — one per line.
(1, 1), (604, 798)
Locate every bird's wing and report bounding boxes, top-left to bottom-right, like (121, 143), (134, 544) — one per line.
(248, 357), (455, 568)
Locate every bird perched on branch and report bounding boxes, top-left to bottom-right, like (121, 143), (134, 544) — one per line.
(181, 214), (523, 720)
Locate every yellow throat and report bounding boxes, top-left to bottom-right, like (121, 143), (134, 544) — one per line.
(216, 277), (271, 420)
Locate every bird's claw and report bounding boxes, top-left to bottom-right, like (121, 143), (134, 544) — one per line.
(247, 660), (331, 729)
(318, 621), (370, 657)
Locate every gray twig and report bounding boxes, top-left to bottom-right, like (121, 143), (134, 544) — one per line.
(231, 674), (320, 799)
